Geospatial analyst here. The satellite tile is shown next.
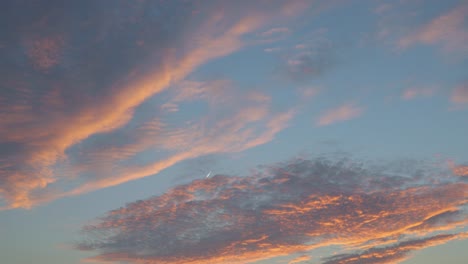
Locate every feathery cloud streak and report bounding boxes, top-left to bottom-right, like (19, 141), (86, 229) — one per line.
(0, 0), (309, 209)
(398, 2), (468, 52)
(317, 103), (364, 126)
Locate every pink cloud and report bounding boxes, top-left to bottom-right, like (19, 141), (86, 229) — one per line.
(24, 34), (65, 71)
(451, 84), (468, 105)
(0, 1), (311, 210)
(398, 3), (468, 52)
(298, 87), (320, 98)
(401, 87), (435, 100)
(317, 103), (364, 126)
(77, 157), (468, 264)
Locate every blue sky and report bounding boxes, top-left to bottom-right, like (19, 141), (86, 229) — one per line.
(1, 0), (467, 263)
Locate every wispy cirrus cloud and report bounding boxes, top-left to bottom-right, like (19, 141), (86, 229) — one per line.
(316, 103), (364, 126)
(77, 157), (468, 264)
(401, 87), (436, 100)
(260, 27), (291, 37)
(0, 0), (310, 209)
(398, 2), (468, 52)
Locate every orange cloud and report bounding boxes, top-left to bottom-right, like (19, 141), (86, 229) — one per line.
(322, 233), (468, 264)
(76, 157), (468, 264)
(317, 103), (364, 126)
(0, 0), (310, 209)
(288, 255), (311, 264)
(65, 108), (294, 198)
(452, 165), (468, 177)
(398, 3), (468, 52)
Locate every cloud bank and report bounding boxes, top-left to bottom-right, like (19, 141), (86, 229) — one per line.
(77, 157), (468, 264)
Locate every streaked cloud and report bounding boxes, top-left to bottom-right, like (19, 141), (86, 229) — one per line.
(264, 47), (282, 53)
(288, 255), (312, 264)
(317, 103), (364, 126)
(259, 27), (291, 42)
(261, 27), (291, 37)
(322, 233), (468, 264)
(401, 87), (435, 100)
(0, 0), (309, 209)
(77, 157), (468, 264)
(398, 3), (468, 52)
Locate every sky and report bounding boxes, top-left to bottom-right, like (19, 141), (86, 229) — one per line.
(0, 0), (468, 263)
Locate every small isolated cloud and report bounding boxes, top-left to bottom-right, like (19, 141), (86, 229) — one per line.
(450, 83), (468, 106)
(317, 103), (364, 126)
(264, 47), (282, 53)
(260, 27), (290, 38)
(280, 29), (334, 82)
(298, 87), (320, 98)
(398, 3), (468, 52)
(284, 48), (334, 82)
(77, 157), (468, 264)
(401, 87), (435, 100)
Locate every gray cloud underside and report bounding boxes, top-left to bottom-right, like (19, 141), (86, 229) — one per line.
(77, 157), (468, 264)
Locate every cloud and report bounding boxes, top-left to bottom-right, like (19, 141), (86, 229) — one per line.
(373, 3), (392, 15)
(24, 34), (65, 71)
(322, 233), (468, 264)
(275, 27), (334, 82)
(298, 87), (320, 98)
(288, 255), (312, 264)
(284, 45), (334, 82)
(259, 27), (291, 42)
(261, 27), (290, 37)
(77, 157), (468, 264)
(61, 102), (295, 199)
(452, 165), (468, 177)
(401, 87), (435, 100)
(264, 47), (282, 53)
(450, 83), (468, 106)
(316, 103), (364, 126)
(398, 3), (468, 52)
(0, 0), (310, 209)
